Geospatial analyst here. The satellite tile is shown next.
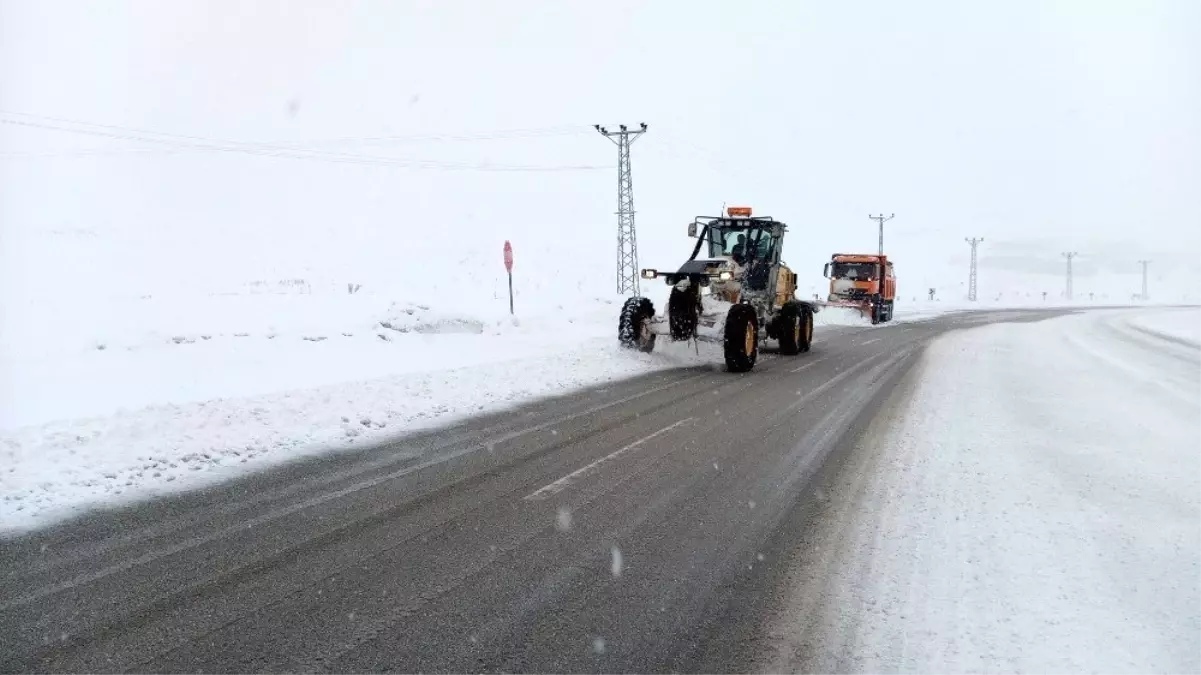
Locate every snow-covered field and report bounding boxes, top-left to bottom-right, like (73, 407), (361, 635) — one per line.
(766, 307), (1201, 673)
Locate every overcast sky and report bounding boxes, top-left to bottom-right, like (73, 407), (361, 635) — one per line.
(2, 0), (1198, 302)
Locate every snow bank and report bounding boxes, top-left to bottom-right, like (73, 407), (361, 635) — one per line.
(775, 309), (1200, 673)
(1126, 307), (1201, 347)
(0, 326), (715, 533)
(0, 289), (639, 428)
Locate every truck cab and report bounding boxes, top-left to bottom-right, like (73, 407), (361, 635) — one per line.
(823, 253), (897, 323)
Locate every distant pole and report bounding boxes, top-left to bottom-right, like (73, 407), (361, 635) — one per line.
(1062, 251), (1078, 300)
(1138, 260), (1151, 300)
(965, 237), (984, 301)
(868, 213), (894, 255)
(596, 123), (648, 295)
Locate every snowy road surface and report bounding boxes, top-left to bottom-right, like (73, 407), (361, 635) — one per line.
(3, 308), (1195, 672)
(751, 308), (1201, 673)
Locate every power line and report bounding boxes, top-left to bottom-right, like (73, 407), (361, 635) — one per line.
(1062, 251), (1078, 300)
(1138, 259), (1151, 301)
(0, 109), (586, 146)
(0, 113), (604, 172)
(292, 126), (588, 147)
(0, 118), (603, 171)
(868, 213), (894, 254)
(965, 237), (984, 301)
(0, 122), (588, 160)
(0, 127), (587, 159)
(595, 123), (648, 296)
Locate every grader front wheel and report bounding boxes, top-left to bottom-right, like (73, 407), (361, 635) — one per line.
(618, 297), (656, 353)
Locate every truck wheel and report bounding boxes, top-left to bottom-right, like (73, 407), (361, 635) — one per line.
(723, 303), (759, 372)
(800, 305), (814, 352)
(618, 297), (656, 353)
(870, 297), (881, 325)
(777, 302), (802, 356)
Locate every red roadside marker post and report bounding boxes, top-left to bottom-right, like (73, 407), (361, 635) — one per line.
(503, 240), (514, 315)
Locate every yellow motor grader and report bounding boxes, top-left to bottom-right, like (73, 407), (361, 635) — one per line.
(618, 207), (818, 372)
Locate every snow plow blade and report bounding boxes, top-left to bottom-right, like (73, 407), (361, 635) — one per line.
(818, 299), (871, 313)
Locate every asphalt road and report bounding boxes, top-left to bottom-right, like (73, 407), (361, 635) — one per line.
(0, 309), (1069, 673)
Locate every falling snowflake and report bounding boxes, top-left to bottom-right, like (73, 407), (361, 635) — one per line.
(592, 637), (606, 654)
(610, 546), (623, 577)
(748, 500), (757, 510)
(556, 506), (572, 532)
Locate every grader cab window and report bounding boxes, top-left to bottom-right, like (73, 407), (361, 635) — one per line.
(750, 230), (776, 260)
(722, 231), (747, 258)
(706, 224), (775, 265)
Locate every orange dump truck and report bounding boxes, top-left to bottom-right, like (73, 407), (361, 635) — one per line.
(822, 253), (897, 324)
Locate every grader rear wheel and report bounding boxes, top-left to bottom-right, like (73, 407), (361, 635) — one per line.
(723, 304), (759, 373)
(777, 302), (803, 356)
(800, 306), (814, 352)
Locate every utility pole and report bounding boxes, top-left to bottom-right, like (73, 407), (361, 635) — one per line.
(965, 237), (984, 301)
(1062, 251), (1078, 300)
(868, 213), (894, 255)
(1137, 259), (1151, 301)
(595, 123), (648, 295)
